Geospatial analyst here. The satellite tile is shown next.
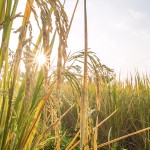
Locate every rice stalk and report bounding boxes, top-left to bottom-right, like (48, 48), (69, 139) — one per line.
(97, 127), (150, 149)
(80, 0), (89, 149)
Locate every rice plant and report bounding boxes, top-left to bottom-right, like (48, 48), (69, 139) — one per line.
(0, 0), (72, 149)
(0, 0), (150, 150)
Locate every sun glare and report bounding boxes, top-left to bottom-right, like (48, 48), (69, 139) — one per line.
(20, 60), (26, 73)
(36, 52), (46, 67)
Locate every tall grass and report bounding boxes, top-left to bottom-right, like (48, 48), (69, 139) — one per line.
(0, 0), (150, 150)
(61, 70), (150, 150)
(0, 0), (73, 149)
(96, 74), (150, 149)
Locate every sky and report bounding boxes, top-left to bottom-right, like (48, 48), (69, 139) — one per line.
(2, 0), (150, 80)
(65, 0), (150, 80)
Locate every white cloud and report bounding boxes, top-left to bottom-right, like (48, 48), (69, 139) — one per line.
(115, 21), (131, 30)
(128, 9), (145, 19)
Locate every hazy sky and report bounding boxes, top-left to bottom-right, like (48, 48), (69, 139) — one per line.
(6, 0), (150, 80)
(65, 0), (150, 79)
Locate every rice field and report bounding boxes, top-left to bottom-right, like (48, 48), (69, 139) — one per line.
(0, 0), (150, 150)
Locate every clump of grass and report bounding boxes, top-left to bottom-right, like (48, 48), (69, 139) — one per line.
(0, 0), (73, 149)
(61, 71), (150, 150)
(0, 0), (150, 150)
